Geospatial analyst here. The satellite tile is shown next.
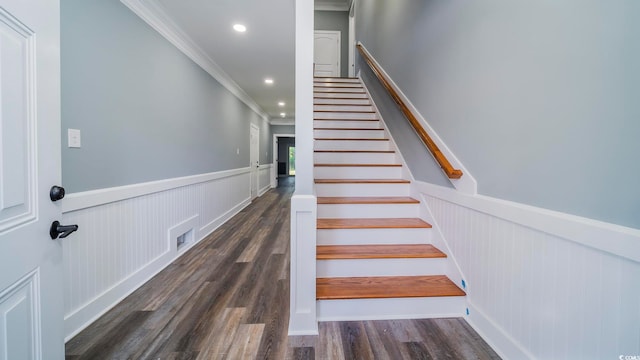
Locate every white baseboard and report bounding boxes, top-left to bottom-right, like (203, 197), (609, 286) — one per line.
(466, 304), (533, 360)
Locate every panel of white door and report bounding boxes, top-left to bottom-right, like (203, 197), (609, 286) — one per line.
(314, 30), (340, 77)
(250, 124), (259, 199)
(0, 0), (64, 359)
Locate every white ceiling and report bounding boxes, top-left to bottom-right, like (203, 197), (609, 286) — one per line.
(128, 0), (350, 122)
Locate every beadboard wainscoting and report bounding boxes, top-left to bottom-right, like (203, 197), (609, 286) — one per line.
(416, 181), (640, 360)
(61, 168), (252, 340)
(258, 164), (273, 196)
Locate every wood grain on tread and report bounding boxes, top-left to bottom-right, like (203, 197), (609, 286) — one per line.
(317, 244), (446, 260)
(314, 118), (380, 121)
(314, 138), (388, 141)
(317, 196), (418, 204)
(317, 218), (432, 229)
(314, 179), (410, 184)
(314, 150), (395, 153)
(314, 128), (384, 131)
(313, 110), (375, 113)
(315, 163), (401, 167)
(317, 275), (466, 299)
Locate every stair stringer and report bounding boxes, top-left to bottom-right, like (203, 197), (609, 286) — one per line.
(360, 78), (470, 315)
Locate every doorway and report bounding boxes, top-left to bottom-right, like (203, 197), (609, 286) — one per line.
(250, 124), (259, 200)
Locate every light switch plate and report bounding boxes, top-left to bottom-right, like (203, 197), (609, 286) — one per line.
(68, 129), (81, 148)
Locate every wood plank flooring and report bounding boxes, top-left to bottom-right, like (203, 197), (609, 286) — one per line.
(65, 178), (500, 359)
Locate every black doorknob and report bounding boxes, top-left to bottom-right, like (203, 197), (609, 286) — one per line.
(50, 185), (65, 201)
(50, 221), (78, 239)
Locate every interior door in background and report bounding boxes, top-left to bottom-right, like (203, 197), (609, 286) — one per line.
(314, 30), (340, 77)
(250, 124), (259, 199)
(0, 0), (65, 358)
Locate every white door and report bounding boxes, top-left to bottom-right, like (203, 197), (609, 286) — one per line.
(0, 0), (64, 359)
(250, 124), (259, 199)
(314, 30), (340, 77)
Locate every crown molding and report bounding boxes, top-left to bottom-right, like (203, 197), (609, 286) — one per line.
(120, 0), (268, 121)
(315, 4), (350, 11)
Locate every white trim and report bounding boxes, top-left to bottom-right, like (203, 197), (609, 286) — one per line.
(62, 167), (250, 213)
(357, 42), (477, 194)
(466, 303), (533, 360)
(416, 181), (640, 263)
(315, 4), (350, 12)
(119, 0), (269, 122)
(250, 124), (260, 200)
(348, 1), (356, 77)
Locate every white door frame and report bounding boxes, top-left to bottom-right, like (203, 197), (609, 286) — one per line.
(272, 133), (295, 188)
(314, 30), (341, 77)
(348, 1), (356, 77)
(250, 124), (260, 199)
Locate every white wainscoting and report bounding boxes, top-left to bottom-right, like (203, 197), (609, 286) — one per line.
(416, 181), (640, 360)
(61, 168), (252, 341)
(258, 164), (273, 196)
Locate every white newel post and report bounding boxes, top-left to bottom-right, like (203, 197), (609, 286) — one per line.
(289, 0), (318, 335)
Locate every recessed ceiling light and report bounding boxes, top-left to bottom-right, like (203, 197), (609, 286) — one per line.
(233, 24), (246, 33)
(280, 112), (286, 117)
(264, 78), (274, 85)
(278, 102), (285, 107)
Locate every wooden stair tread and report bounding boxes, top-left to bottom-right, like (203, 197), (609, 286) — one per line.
(317, 244), (445, 259)
(317, 218), (432, 229)
(317, 196), (419, 204)
(317, 275), (465, 300)
(315, 163), (401, 167)
(315, 179), (410, 184)
(314, 119), (379, 121)
(314, 138), (388, 141)
(314, 110), (375, 113)
(314, 128), (383, 131)
(314, 118), (380, 121)
(314, 150), (395, 153)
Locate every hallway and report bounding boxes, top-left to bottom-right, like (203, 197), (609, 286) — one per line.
(65, 179), (499, 359)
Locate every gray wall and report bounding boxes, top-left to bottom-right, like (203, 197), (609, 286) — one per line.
(315, 10), (349, 77)
(271, 125), (295, 135)
(356, 0), (640, 229)
(61, 0), (271, 193)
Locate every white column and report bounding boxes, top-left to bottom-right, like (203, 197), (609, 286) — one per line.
(289, 0), (318, 335)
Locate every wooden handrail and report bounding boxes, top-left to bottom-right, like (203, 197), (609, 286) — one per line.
(356, 44), (463, 179)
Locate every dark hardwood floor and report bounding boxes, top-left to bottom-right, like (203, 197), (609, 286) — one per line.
(65, 177), (500, 359)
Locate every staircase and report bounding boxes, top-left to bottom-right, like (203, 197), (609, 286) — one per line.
(313, 77), (466, 321)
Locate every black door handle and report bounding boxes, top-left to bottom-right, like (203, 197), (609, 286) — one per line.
(50, 185), (66, 201)
(50, 221), (78, 239)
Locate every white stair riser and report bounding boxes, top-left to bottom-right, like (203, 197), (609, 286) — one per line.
(314, 140), (390, 151)
(317, 203), (419, 218)
(314, 105), (375, 112)
(314, 166), (402, 179)
(317, 228), (431, 245)
(314, 112), (378, 120)
(317, 296), (466, 322)
(314, 93), (368, 99)
(315, 98), (371, 105)
(313, 120), (381, 129)
(315, 183), (410, 197)
(317, 258), (446, 277)
(314, 152), (397, 164)
(314, 129), (386, 139)
(314, 78), (360, 83)
(314, 87), (365, 93)
(314, 83), (363, 88)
